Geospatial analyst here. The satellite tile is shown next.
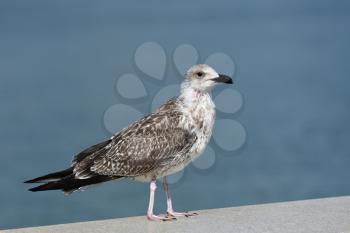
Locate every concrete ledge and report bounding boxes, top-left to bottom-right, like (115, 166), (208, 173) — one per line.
(4, 196), (350, 233)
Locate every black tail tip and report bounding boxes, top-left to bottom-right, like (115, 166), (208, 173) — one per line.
(24, 179), (35, 184)
(28, 187), (37, 192)
(28, 184), (49, 192)
(24, 177), (44, 183)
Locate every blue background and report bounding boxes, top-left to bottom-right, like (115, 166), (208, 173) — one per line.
(1, 0), (350, 229)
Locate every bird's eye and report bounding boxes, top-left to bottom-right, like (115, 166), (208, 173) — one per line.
(197, 72), (204, 77)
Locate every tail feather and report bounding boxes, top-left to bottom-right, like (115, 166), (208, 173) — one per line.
(28, 174), (120, 193)
(24, 167), (74, 183)
(25, 139), (119, 193)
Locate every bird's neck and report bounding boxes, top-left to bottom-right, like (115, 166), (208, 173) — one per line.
(179, 86), (215, 111)
(178, 86), (216, 138)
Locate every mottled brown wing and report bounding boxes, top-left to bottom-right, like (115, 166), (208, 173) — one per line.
(74, 99), (196, 177)
(91, 126), (195, 176)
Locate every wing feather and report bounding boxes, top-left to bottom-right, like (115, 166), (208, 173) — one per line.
(87, 100), (196, 177)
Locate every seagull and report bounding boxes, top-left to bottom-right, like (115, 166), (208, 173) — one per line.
(25, 64), (233, 221)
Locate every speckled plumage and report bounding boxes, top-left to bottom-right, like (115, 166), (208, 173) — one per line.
(73, 91), (215, 182)
(26, 64), (233, 221)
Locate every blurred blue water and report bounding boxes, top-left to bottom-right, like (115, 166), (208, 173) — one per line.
(1, 0), (350, 229)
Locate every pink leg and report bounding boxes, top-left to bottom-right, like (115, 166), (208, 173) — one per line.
(163, 176), (198, 218)
(147, 180), (176, 221)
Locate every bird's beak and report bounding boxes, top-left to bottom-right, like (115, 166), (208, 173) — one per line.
(211, 74), (233, 84)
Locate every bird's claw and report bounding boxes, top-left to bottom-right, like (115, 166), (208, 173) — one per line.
(146, 211), (198, 221)
(166, 211), (198, 218)
(147, 214), (177, 221)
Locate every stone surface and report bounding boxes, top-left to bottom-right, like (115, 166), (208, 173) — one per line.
(4, 196), (350, 233)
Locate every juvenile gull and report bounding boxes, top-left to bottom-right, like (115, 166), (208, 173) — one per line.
(25, 64), (233, 221)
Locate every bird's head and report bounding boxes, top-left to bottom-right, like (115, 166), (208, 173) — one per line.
(182, 64), (233, 93)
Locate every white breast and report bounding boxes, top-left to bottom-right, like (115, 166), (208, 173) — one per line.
(179, 92), (216, 163)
